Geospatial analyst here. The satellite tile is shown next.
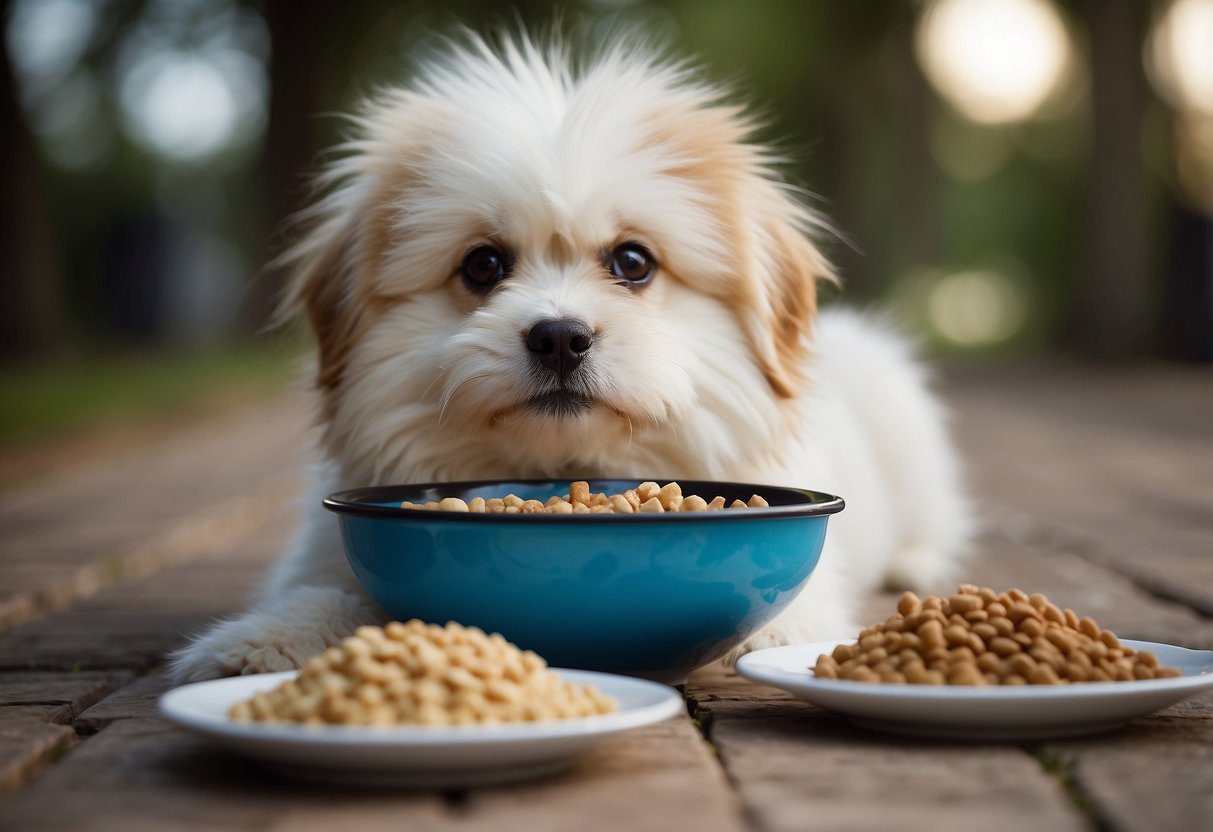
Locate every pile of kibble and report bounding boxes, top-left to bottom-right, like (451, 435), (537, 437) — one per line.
(229, 620), (618, 726)
(814, 584), (1182, 685)
(401, 480), (770, 514)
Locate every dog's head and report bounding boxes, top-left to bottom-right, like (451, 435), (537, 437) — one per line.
(280, 36), (833, 481)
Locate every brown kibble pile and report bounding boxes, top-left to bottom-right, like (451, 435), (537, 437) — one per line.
(229, 621), (618, 726)
(814, 585), (1183, 686)
(401, 481), (770, 515)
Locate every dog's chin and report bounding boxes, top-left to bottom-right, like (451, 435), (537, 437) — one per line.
(488, 390), (596, 424)
(485, 388), (636, 431)
(523, 390), (596, 418)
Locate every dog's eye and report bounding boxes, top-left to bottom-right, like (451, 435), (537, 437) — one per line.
(461, 246), (508, 291)
(608, 243), (654, 286)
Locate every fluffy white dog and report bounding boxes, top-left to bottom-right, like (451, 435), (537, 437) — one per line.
(170, 35), (971, 683)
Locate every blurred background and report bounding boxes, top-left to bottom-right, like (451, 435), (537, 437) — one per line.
(2, 0), (1211, 463)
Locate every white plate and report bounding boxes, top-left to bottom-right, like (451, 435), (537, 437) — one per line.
(159, 669), (683, 787)
(736, 639), (1213, 740)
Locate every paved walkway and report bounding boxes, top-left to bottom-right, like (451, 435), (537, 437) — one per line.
(0, 363), (1209, 831)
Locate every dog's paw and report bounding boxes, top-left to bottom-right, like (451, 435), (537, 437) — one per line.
(883, 543), (958, 594)
(719, 626), (797, 667)
(720, 616), (861, 668)
(168, 622), (329, 684)
(168, 587), (379, 684)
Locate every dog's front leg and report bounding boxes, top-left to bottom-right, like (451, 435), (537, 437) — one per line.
(168, 504), (383, 684)
(168, 585), (380, 683)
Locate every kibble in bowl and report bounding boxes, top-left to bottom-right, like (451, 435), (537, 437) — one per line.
(400, 481), (771, 514)
(325, 478), (844, 683)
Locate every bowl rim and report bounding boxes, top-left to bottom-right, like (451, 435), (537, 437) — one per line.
(323, 478), (844, 523)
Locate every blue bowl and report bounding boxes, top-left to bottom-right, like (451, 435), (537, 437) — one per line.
(325, 479), (844, 683)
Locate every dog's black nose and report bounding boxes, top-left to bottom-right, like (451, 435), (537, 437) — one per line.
(525, 318), (593, 378)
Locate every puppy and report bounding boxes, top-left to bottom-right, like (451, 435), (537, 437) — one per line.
(170, 35), (971, 682)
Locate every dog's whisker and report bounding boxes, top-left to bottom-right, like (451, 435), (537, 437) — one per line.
(436, 374), (498, 432)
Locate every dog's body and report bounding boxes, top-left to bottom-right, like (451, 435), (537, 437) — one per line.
(170, 36), (971, 683)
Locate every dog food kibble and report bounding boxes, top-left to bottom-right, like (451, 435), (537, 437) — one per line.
(814, 585), (1182, 686)
(401, 481), (772, 515)
(228, 620), (618, 726)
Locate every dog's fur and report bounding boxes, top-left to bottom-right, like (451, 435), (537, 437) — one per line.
(169, 35), (972, 683)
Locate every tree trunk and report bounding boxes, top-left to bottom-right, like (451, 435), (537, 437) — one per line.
(1077, 0), (1149, 356)
(245, 0), (331, 330)
(1159, 201), (1213, 361)
(890, 1), (938, 275)
(0, 0), (68, 358)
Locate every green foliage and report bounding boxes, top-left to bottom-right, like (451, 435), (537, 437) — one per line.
(0, 340), (304, 447)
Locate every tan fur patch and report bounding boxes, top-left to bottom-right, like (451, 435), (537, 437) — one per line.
(639, 100), (832, 398)
(757, 215), (826, 397)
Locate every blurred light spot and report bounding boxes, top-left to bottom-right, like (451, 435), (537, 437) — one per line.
(115, 0), (268, 165)
(1147, 0), (1213, 214)
(1146, 0), (1213, 119)
(930, 117), (1016, 180)
(121, 55), (238, 161)
(916, 0), (1071, 126)
(928, 270), (1028, 346)
(5, 0), (95, 98)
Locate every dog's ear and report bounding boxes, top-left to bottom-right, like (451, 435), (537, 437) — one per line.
(741, 212), (832, 398)
(274, 94), (441, 398)
(276, 208), (375, 395)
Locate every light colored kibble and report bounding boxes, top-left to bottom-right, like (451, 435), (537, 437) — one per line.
(636, 482), (660, 501)
(229, 621), (618, 726)
(814, 585), (1181, 686)
(609, 494), (635, 514)
(657, 482), (683, 511)
(397, 482), (775, 516)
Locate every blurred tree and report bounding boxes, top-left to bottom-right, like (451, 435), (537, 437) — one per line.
(1076, 0), (1149, 356)
(1161, 203), (1213, 360)
(247, 0), (332, 329)
(0, 0), (67, 358)
(888, 1), (939, 276)
(3, 0), (1207, 363)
